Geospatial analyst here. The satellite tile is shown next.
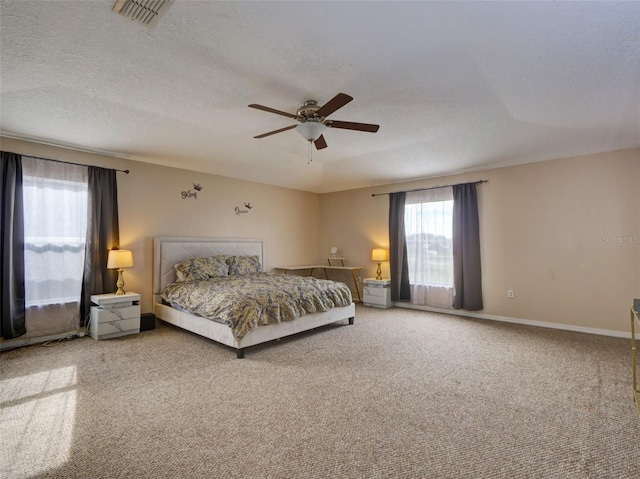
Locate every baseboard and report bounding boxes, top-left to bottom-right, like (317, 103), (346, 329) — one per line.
(393, 302), (639, 339)
(140, 313), (156, 331)
(0, 329), (88, 352)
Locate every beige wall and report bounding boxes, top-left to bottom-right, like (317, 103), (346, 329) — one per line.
(3, 136), (638, 333)
(2, 137), (321, 313)
(318, 148), (640, 334)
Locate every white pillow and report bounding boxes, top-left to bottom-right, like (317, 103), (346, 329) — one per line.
(174, 264), (186, 282)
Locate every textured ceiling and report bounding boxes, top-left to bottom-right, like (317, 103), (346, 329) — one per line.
(1, 0), (639, 193)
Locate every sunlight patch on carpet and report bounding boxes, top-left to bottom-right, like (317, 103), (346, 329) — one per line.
(0, 366), (77, 479)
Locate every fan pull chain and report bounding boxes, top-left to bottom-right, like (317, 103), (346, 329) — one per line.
(307, 140), (313, 164)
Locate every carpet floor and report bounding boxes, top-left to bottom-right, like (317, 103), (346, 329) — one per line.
(1, 305), (639, 479)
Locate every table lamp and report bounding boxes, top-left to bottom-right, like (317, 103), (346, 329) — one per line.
(371, 248), (388, 280)
(107, 249), (134, 295)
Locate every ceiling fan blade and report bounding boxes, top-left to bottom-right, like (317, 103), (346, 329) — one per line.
(248, 104), (298, 119)
(314, 135), (328, 150)
(328, 120), (380, 133)
(253, 124), (297, 139)
(316, 93), (353, 118)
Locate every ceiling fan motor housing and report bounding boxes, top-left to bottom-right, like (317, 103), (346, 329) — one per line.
(297, 100), (323, 122)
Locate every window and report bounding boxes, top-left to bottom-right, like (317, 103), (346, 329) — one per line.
(404, 187), (454, 308)
(22, 157), (88, 332)
(2, 153), (121, 340)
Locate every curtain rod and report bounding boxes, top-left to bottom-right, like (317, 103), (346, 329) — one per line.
(19, 153), (129, 174)
(371, 180), (487, 197)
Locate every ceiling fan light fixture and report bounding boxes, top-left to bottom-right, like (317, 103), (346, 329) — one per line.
(296, 121), (326, 141)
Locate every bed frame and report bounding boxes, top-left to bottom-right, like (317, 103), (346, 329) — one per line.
(153, 236), (355, 358)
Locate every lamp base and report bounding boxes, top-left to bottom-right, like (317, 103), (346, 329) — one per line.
(376, 263), (382, 280)
(115, 269), (126, 295)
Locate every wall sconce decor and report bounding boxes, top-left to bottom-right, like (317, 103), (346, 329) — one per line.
(371, 248), (388, 280)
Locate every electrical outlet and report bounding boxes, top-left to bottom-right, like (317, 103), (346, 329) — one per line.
(508, 290), (515, 298)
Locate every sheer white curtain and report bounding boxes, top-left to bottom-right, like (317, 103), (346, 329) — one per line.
(404, 186), (454, 308)
(22, 157), (88, 336)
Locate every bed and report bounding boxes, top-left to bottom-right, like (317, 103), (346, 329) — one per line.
(153, 236), (356, 358)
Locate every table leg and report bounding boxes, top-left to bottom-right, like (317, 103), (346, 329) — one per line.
(350, 270), (361, 302)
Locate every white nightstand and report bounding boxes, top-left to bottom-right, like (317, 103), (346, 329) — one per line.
(363, 278), (393, 309)
(90, 292), (141, 340)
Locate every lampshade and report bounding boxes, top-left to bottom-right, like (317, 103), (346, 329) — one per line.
(296, 121), (326, 141)
(107, 249), (134, 269)
(371, 248), (388, 262)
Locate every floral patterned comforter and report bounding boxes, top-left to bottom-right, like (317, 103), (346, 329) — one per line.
(161, 273), (352, 340)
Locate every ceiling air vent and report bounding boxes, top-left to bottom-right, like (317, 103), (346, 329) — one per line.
(112, 0), (173, 28)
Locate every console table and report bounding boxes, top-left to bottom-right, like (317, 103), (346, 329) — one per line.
(275, 265), (363, 303)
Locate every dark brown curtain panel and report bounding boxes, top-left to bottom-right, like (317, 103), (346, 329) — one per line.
(80, 166), (120, 323)
(389, 192), (411, 302)
(452, 183), (483, 310)
(1, 152), (26, 339)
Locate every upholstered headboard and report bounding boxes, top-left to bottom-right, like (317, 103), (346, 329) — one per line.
(153, 236), (264, 300)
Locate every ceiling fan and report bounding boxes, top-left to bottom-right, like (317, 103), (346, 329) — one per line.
(248, 93), (379, 150)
